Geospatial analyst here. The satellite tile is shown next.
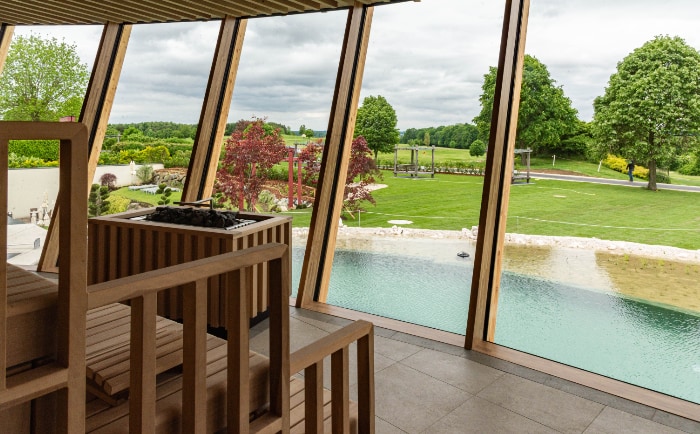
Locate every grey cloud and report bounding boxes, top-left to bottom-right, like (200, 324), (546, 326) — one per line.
(13, 0), (700, 130)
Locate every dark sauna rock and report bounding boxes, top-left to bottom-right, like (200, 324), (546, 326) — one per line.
(145, 206), (242, 228)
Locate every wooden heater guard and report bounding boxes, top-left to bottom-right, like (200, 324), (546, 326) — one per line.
(88, 208), (292, 328)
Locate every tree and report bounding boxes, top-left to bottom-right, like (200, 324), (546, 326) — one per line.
(473, 55), (579, 155)
(354, 95), (400, 161)
(592, 35), (700, 191)
(215, 119), (287, 211)
(469, 139), (486, 157)
(88, 184), (110, 217)
(298, 136), (381, 215)
(0, 34), (89, 121)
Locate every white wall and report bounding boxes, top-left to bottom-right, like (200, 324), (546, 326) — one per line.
(7, 163), (164, 219)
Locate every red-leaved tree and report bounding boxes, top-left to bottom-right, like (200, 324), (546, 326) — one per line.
(298, 136), (380, 215)
(216, 119), (287, 211)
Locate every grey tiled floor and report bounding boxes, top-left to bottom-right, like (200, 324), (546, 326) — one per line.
(250, 307), (700, 434)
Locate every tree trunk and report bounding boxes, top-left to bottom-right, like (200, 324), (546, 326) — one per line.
(647, 159), (657, 191)
(646, 131), (657, 191)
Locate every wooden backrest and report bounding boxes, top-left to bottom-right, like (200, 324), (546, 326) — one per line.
(0, 121), (88, 434)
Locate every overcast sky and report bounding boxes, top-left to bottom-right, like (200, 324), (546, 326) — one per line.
(12, 0), (700, 131)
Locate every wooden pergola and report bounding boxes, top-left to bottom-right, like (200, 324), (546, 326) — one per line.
(3, 0), (696, 428)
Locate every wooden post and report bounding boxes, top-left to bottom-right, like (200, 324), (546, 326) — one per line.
(0, 23), (11, 386)
(297, 2), (374, 305)
(39, 23), (132, 272)
(466, 0), (530, 348)
(182, 16), (247, 202)
(56, 123), (89, 434)
(288, 148), (295, 209)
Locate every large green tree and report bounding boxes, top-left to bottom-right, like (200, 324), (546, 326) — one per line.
(592, 35), (700, 191)
(474, 55), (579, 155)
(0, 34), (89, 121)
(354, 95), (400, 160)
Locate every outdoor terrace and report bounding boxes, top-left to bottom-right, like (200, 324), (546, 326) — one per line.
(270, 307), (700, 433)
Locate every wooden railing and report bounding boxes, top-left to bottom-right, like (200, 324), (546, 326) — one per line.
(86, 243), (290, 433)
(1, 122), (89, 434)
(290, 320), (375, 434)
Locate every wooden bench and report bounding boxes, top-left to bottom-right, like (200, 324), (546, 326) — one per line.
(4, 259), (373, 433)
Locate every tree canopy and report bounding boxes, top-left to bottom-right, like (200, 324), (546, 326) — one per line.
(354, 95), (400, 160)
(0, 34), (89, 121)
(402, 123), (478, 149)
(473, 55), (580, 156)
(592, 35), (700, 190)
(215, 119), (287, 211)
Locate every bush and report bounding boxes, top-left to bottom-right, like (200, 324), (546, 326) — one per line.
(7, 153), (58, 168)
(164, 150), (191, 168)
(8, 139), (60, 161)
(100, 173), (118, 190)
(602, 154), (649, 179)
(469, 139), (486, 157)
(106, 195), (131, 214)
(136, 165), (154, 184)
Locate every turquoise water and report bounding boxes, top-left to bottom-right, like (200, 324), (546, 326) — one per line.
(291, 247), (700, 404)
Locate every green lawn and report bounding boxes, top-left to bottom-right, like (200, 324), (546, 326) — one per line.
(376, 146), (484, 167)
(281, 170), (700, 250)
(111, 186), (183, 206)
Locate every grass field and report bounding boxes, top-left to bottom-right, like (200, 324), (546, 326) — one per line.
(112, 186), (183, 206)
(281, 170), (700, 250)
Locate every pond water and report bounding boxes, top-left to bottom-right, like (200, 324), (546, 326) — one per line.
(290, 242), (700, 405)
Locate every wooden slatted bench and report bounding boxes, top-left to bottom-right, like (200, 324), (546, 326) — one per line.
(5, 251), (373, 433)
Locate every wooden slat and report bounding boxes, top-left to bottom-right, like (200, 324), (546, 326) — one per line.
(304, 362), (324, 433)
(297, 2), (374, 306)
(268, 255), (291, 431)
(357, 332), (374, 433)
(227, 269), (249, 433)
(465, 0), (530, 347)
(0, 363), (67, 411)
(182, 16), (247, 202)
(182, 279), (208, 433)
(129, 294), (157, 434)
(0, 0), (409, 25)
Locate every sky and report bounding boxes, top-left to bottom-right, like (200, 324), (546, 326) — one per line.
(11, 0), (700, 131)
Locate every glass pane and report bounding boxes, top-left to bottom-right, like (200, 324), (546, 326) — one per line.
(313, 0), (503, 334)
(493, 0), (700, 404)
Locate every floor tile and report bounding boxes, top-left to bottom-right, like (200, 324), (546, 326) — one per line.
(373, 363), (472, 433)
(584, 407), (687, 434)
(401, 348), (504, 395)
(478, 373), (604, 434)
(374, 335), (423, 362)
(424, 396), (559, 434)
(652, 410), (700, 434)
(376, 416), (408, 434)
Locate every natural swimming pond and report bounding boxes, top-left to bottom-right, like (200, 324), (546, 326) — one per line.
(291, 244), (700, 405)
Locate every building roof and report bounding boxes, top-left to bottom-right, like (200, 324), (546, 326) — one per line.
(0, 0), (414, 26)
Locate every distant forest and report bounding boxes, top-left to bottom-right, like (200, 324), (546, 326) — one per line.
(107, 120), (477, 149)
(401, 123), (479, 149)
(108, 120), (297, 139)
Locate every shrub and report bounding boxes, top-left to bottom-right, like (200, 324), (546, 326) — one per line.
(142, 145), (170, 163)
(106, 195), (131, 214)
(602, 154), (649, 179)
(156, 183), (172, 205)
(136, 165), (154, 184)
(99, 173), (118, 190)
(100, 151), (123, 165)
(8, 139), (60, 161)
(164, 150), (191, 168)
(88, 184), (110, 217)
(469, 139), (486, 157)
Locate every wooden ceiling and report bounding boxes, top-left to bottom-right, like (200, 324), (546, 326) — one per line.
(0, 0), (414, 26)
